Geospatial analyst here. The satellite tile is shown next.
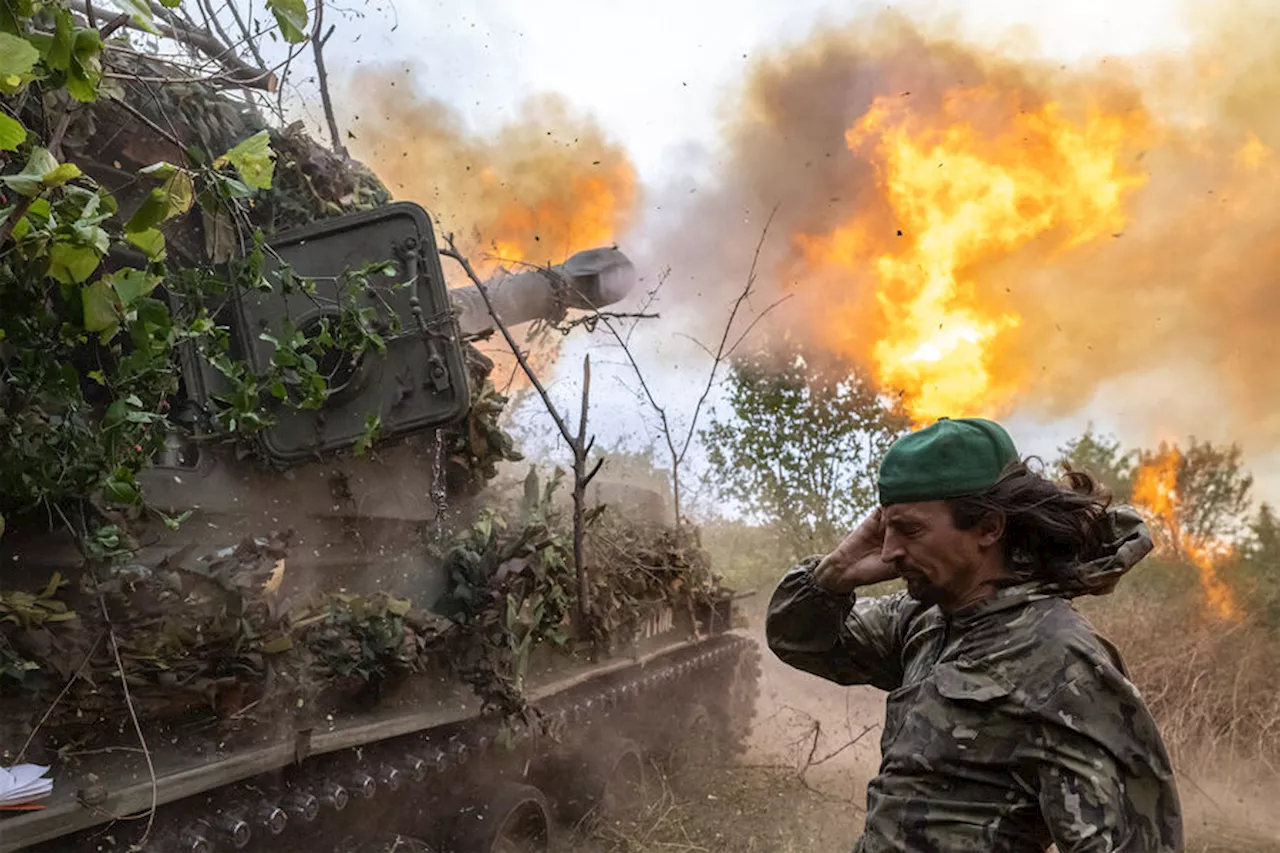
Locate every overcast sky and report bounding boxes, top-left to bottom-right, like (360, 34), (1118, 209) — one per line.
(326, 0), (1190, 188)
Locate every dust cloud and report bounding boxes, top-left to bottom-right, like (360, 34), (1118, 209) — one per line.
(341, 65), (638, 279)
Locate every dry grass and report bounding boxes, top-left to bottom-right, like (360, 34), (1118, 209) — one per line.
(1078, 582), (1280, 776)
(551, 762), (862, 853)
(548, 760), (1280, 853)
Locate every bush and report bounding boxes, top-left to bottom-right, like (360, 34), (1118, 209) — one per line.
(1077, 559), (1280, 775)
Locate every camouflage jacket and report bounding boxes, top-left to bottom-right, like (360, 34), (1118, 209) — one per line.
(765, 508), (1183, 853)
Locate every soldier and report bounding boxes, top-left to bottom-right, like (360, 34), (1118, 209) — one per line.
(766, 417), (1183, 852)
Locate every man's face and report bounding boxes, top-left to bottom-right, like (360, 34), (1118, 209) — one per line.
(879, 501), (995, 609)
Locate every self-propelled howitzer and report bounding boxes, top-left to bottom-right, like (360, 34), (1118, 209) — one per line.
(0, 202), (759, 853)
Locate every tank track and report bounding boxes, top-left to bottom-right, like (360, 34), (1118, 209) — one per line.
(25, 633), (759, 853)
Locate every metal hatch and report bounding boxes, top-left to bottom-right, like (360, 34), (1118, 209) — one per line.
(226, 202), (469, 464)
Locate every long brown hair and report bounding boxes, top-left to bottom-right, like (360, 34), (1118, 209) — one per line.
(948, 459), (1114, 589)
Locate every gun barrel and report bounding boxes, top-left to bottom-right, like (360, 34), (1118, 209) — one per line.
(451, 247), (637, 336)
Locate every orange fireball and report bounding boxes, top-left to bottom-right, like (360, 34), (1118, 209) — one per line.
(794, 87), (1150, 423)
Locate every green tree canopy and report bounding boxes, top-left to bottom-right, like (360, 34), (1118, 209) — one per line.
(701, 340), (908, 560)
(1055, 426), (1134, 503)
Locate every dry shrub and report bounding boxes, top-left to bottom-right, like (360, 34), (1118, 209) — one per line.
(1078, 575), (1280, 776)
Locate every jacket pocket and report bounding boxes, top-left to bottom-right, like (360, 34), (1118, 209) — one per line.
(932, 661), (1014, 703)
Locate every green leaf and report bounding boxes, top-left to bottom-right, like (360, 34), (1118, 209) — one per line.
(66, 27), (103, 102)
(2, 147), (55, 196)
(0, 111), (24, 151)
(215, 130), (275, 190)
(44, 7), (73, 71)
(126, 227), (166, 260)
(41, 162), (81, 188)
(82, 279), (118, 337)
(126, 187), (168, 233)
(127, 168), (193, 231)
(3, 149), (83, 196)
(160, 509), (192, 530)
(64, 73), (98, 102)
(138, 161), (179, 178)
(0, 32), (38, 79)
(386, 596), (411, 617)
(103, 469), (140, 504)
(161, 169), (194, 216)
(107, 0), (159, 35)
(47, 242), (101, 284)
(0, 0), (34, 36)
(108, 268), (161, 308)
(267, 0), (308, 43)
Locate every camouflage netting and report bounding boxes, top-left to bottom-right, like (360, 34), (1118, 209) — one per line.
(0, 533), (462, 754)
(51, 49), (523, 487)
(0, 477), (730, 750)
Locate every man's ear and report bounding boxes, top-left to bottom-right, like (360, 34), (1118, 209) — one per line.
(976, 511), (1006, 548)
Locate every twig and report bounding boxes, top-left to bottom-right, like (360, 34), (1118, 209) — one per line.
(442, 241), (576, 449)
(15, 633), (106, 763)
(98, 595), (157, 845)
(679, 206), (778, 464)
(626, 268), (668, 347)
(572, 354), (593, 635)
(311, 0), (347, 156)
(69, 0), (278, 90)
(591, 208), (779, 525)
(196, 0), (239, 58)
(0, 198), (35, 247)
(97, 12), (130, 39)
(108, 92), (188, 153)
(221, 0), (269, 72)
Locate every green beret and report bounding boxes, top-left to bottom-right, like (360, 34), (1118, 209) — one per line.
(878, 417), (1019, 505)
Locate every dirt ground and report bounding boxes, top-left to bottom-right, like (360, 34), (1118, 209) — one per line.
(552, 606), (1280, 853)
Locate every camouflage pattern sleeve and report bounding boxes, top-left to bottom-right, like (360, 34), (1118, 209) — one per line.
(764, 557), (911, 690)
(1033, 673), (1184, 853)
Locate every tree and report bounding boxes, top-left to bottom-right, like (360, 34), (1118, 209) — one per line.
(1138, 439), (1253, 546)
(1055, 427), (1134, 503)
(1239, 503), (1280, 627)
(1242, 503), (1280, 564)
(701, 340), (909, 560)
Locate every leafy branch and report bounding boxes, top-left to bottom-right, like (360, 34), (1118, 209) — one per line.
(440, 237), (605, 643)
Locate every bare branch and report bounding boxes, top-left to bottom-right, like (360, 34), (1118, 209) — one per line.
(196, 0), (238, 56)
(99, 595), (157, 845)
(97, 11), (131, 38)
(582, 212), (778, 526)
(441, 241), (577, 450)
(725, 293), (793, 358)
(577, 353), (592, 445)
(222, 0), (269, 72)
(109, 91), (189, 152)
(626, 267), (668, 347)
(312, 0), (348, 156)
(673, 331), (716, 360)
(583, 455), (605, 487)
(68, 0), (279, 91)
(677, 205), (778, 466)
